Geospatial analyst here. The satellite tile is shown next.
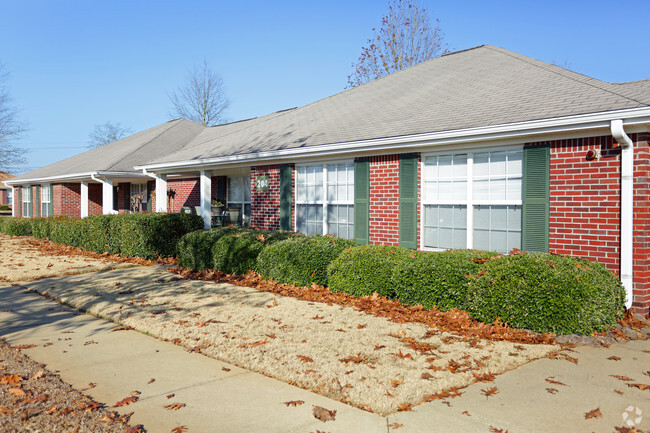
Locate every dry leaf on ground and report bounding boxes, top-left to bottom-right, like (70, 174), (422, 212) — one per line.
(584, 408), (602, 419)
(482, 386), (499, 397)
(627, 383), (650, 391)
(113, 396), (138, 407)
(164, 403), (186, 410)
(313, 405), (336, 421)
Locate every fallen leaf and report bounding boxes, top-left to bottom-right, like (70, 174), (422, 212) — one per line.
(387, 423), (404, 429)
(489, 427), (509, 433)
(473, 371), (496, 382)
(545, 377), (567, 386)
(283, 400), (305, 407)
(627, 383), (650, 391)
(148, 378), (156, 384)
(313, 405), (336, 421)
(31, 371), (45, 380)
(608, 356), (622, 361)
(357, 324), (367, 329)
(585, 407), (602, 419)
(297, 355), (314, 363)
(481, 386), (499, 397)
(125, 426), (145, 433)
(391, 379), (404, 387)
(113, 396), (138, 407)
(9, 388), (26, 397)
(11, 344), (36, 350)
(546, 388), (559, 394)
(462, 410), (471, 416)
(164, 403), (186, 410)
(171, 427), (188, 433)
(397, 402), (412, 412)
(166, 394), (175, 399)
(610, 375), (634, 381)
(421, 372), (434, 379)
(0, 406), (14, 415)
(0, 374), (22, 385)
(614, 390), (624, 395)
(222, 367), (231, 372)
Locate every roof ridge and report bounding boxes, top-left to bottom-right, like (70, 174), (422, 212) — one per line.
(105, 119), (190, 172)
(484, 45), (649, 107)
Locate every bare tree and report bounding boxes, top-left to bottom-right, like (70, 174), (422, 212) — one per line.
(0, 62), (27, 172)
(87, 121), (133, 148)
(168, 60), (230, 126)
(347, 0), (448, 88)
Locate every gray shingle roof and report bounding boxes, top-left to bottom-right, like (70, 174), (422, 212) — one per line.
(147, 45), (650, 166)
(10, 118), (204, 182)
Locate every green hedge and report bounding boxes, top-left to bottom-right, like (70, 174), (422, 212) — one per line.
(177, 227), (241, 270)
(327, 245), (413, 298)
(466, 253), (626, 335)
(212, 229), (297, 275)
(256, 235), (355, 287)
(1, 213), (203, 260)
(0, 217), (33, 236)
(392, 249), (500, 311)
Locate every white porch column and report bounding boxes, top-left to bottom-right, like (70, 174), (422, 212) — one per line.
(80, 181), (89, 218)
(102, 179), (115, 215)
(155, 174), (168, 213)
(200, 170), (212, 229)
(11, 187), (15, 217)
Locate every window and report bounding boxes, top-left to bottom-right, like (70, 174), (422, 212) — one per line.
(130, 183), (147, 213)
(422, 149), (523, 253)
(227, 176), (251, 225)
(296, 162), (354, 239)
(6, 188), (12, 206)
(41, 184), (51, 217)
(21, 186), (31, 217)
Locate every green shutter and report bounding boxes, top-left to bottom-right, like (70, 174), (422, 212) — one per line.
(522, 145), (550, 252)
(35, 185), (41, 218)
(146, 182), (152, 213)
(48, 184), (54, 216)
(399, 154), (418, 249)
(279, 165), (293, 230)
(17, 187), (21, 217)
(354, 159), (370, 245)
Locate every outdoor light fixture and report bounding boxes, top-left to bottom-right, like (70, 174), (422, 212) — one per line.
(585, 149), (599, 161)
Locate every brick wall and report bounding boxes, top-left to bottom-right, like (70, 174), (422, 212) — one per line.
(163, 177), (224, 213)
(0, 190), (7, 206)
(368, 155), (400, 245)
(633, 133), (650, 315)
(542, 133), (649, 315)
(250, 165), (293, 230)
(88, 183), (103, 216)
(55, 183), (80, 217)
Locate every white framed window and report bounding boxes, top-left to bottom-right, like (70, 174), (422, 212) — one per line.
(21, 186), (31, 217)
(227, 176), (251, 225)
(40, 184), (51, 217)
(422, 148), (523, 253)
(295, 161), (354, 239)
(6, 188), (12, 206)
(130, 183), (147, 213)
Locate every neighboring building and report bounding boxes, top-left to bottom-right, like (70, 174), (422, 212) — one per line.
(5, 46), (650, 315)
(0, 171), (14, 208)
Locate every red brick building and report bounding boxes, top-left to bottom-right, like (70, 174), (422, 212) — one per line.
(6, 46), (650, 315)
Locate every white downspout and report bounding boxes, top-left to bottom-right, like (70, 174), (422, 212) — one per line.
(610, 119), (634, 310)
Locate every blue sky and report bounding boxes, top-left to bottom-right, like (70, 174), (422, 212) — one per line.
(2, 0), (649, 174)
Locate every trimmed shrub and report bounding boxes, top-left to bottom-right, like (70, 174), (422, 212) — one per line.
(116, 213), (203, 259)
(393, 249), (500, 311)
(0, 205), (9, 211)
(466, 253), (626, 335)
(212, 229), (298, 275)
(0, 217), (33, 236)
(177, 227), (240, 270)
(327, 245), (413, 298)
(257, 235), (355, 287)
(49, 217), (86, 248)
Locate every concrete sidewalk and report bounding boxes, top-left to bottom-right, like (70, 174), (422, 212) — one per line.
(1, 278), (649, 433)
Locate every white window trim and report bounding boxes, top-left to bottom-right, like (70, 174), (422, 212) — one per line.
(226, 175), (252, 224)
(294, 159), (354, 236)
(420, 146), (523, 251)
(40, 183), (51, 217)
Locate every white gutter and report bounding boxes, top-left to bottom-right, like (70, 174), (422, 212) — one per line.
(136, 107), (650, 172)
(611, 119), (634, 310)
(4, 171), (149, 185)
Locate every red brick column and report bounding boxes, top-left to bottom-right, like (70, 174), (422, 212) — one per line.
(633, 133), (650, 316)
(250, 165), (293, 231)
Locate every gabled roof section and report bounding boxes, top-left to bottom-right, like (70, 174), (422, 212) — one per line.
(146, 45), (650, 167)
(10, 118), (205, 183)
(0, 171), (14, 182)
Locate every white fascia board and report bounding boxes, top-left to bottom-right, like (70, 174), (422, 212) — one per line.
(4, 171), (146, 185)
(137, 107), (650, 172)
